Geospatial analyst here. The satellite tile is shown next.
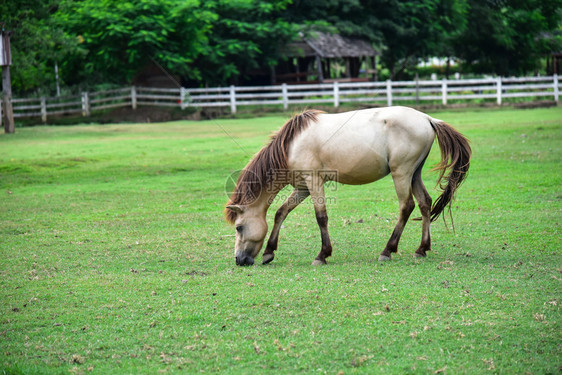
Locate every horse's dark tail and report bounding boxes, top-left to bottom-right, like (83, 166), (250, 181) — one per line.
(429, 120), (471, 223)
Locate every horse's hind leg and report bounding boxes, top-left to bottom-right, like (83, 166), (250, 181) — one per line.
(412, 171), (432, 257)
(263, 187), (310, 264)
(379, 174), (415, 261)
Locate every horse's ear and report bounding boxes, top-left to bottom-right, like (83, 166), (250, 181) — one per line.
(226, 204), (245, 214)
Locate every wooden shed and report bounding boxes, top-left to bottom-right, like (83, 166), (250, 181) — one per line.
(275, 32), (379, 84)
(548, 52), (562, 75)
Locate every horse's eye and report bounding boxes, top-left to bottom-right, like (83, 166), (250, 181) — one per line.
(236, 226), (243, 233)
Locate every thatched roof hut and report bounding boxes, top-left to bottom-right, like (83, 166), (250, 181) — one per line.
(276, 32), (379, 84)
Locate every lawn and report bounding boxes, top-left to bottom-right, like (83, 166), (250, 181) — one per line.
(0, 106), (560, 374)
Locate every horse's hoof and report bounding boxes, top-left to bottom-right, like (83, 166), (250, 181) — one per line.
(312, 259), (327, 266)
(262, 253), (275, 264)
(378, 254), (391, 262)
(414, 252), (426, 258)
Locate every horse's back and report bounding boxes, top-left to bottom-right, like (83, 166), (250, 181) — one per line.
(288, 107), (436, 185)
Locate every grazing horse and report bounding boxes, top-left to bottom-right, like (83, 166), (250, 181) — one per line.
(225, 106), (471, 266)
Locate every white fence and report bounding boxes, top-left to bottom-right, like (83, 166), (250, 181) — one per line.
(9, 75), (560, 122)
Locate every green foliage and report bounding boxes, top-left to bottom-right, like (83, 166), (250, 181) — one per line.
(194, 0), (296, 86)
(0, 107), (561, 373)
(373, 0), (469, 78)
(55, 0), (216, 86)
(49, 0), (295, 87)
(282, 0), (378, 40)
(0, 0), (81, 94)
(454, 0), (562, 75)
(4, 0), (561, 93)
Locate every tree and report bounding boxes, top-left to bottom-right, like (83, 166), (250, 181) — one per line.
(361, 0), (469, 79)
(5, 0), (561, 95)
(53, 0), (295, 87)
(282, 0), (382, 41)
(0, 0), (79, 94)
(453, 0), (562, 76)
(192, 0), (296, 86)
(54, 0), (216, 86)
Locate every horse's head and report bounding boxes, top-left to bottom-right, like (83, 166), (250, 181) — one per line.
(226, 204), (268, 266)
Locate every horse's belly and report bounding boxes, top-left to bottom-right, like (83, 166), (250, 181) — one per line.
(321, 148), (390, 185)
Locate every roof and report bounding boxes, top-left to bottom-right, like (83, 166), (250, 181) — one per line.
(284, 32), (378, 58)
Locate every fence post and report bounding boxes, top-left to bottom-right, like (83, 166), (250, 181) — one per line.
(554, 74), (559, 103)
(131, 86), (137, 109)
(2, 65), (15, 133)
(441, 79), (448, 105)
(386, 79), (392, 107)
(333, 81), (339, 108)
(282, 83), (289, 110)
(415, 73), (420, 104)
(496, 77), (502, 105)
(180, 87), (186, 109)
(40, 97), (47, 123)
(229, 85), (236, 114)
(81, 92), (90, 117)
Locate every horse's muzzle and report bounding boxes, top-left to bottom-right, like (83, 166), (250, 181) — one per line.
(235, 254), (254, 266)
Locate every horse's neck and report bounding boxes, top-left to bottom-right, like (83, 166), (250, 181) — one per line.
(252, 183), (286, 215)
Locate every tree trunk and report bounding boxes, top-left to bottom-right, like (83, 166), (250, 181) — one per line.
(2, 65), (15, 134)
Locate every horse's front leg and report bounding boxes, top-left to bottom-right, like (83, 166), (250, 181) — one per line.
(263, 187), (310, 264)
(305, 180), (332, 265)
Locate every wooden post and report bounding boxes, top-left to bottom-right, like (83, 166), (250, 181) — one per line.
(496, 77), (502, 106)
(415, 73), (420, 105)
(2, 66), (14, 133)
(281, 83), (288, 110)
(81, 92), (90, 117)
(1, 30), (14, 133)
(180, 87), (187, 109)
(315, 55), (324, 83)
(229, 85), (236, 114)
(333, 81), (339, 108)
(40, 97), (47, 123)
(55, 62), (61, 97)
(131, 86), (137, 109)
(442, 79), (447, 105)
(386, 79), (392, 107)
(372, 55), (378, 82)
(553, 74), (559, 103)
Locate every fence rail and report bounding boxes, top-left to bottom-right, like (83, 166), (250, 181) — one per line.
(7, 75), (560, 122)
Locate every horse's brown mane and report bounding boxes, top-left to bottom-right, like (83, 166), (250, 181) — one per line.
(225, 110), (323, 223)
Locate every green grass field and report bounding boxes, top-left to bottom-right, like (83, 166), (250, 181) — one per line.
(1, 106), (560, 374)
